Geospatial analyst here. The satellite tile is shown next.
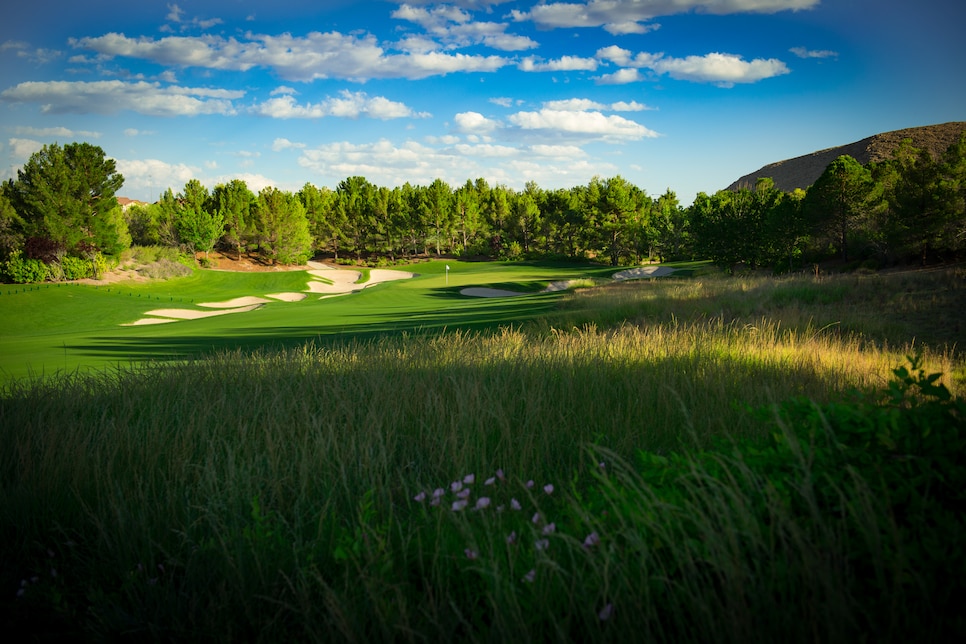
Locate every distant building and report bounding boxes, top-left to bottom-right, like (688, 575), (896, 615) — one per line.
(116, 197), (148, 211)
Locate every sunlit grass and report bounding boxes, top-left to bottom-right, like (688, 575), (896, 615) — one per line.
(1, 265), (964, 640)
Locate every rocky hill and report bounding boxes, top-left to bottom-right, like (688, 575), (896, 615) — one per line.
(727, 121), (966, 192)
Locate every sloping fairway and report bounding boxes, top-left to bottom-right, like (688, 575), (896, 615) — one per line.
(0, 260), (620, 383)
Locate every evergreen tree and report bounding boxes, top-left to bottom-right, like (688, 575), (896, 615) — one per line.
(803, 155), (873, 262)
(9, 142), (125, 256)
(253, 187), (312, 265)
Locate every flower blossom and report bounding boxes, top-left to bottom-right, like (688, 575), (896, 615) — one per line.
(598, 603), (613, 621)
(452, 499), (468, 511)
(413, 491), (427, 502)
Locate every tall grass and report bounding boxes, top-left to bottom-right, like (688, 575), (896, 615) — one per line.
(1, 268), (963, 641)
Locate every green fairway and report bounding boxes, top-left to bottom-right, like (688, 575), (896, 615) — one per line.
(0, 260), (622, 383)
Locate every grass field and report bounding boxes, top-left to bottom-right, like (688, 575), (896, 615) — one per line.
(1, 260), (964, 641)
(0, 259), (623, 383)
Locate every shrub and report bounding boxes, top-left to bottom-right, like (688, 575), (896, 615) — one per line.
(2, 250), (50, 283)
(136, 258), (193, 280)
(60, 255), (92, 280)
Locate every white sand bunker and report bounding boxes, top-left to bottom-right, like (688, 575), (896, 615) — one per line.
(122, 262), (413, 326)
(266, 292), (306, 302)
(122, 303), (264, 326)
(305, 262), (414, 294)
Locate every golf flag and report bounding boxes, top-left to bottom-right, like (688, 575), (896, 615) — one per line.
(445, 264), (449, 284)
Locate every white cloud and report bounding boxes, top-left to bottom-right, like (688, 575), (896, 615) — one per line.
(611, 100), (655, 111)
(2, 40), (62, 64)
(392, 0), (537, 51)
(595, 47), (789, 85)
(166, 4), (184, 23)
(542, 98), (653, 112)
(114, 157), (199, 197)
(454, 111), (501, 133)
(518, 56), (599, 72)
(272, 138), (306, 152)
(296, 137), (613, 190)
(71, 30), (512, 81)
(654, 52), (789, 85)
(515, 0), (819, 33)
(7, 138), (45, 159)
(13, 126), (102, 139)
(0, 80), (241, 116)
(790, 46), (838, 59)
(596, 68), (644, 84)
(123, 128), (155, 137)
(453, 143), (518, 158)
(488, 97), (528, 108)
(604, 21), (661, 35)
(251, 91), (429, 120)
(270, 86), (299, 96)
(507, 109), (658, 141)
(166, 3), (223, 31)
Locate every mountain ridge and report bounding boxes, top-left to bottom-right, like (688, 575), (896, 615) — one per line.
(727, 121), (966, 193)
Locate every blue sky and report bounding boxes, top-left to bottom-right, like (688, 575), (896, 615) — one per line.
(2, 1), (963, 204)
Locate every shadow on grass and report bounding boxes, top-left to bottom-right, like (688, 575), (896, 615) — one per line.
(68, 292), (563, 363)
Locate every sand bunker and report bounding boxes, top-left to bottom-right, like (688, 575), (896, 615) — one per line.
(305, 264), (415, 295)
(197, 296), (271, 308)
(266, 292), (306, 302)
(122, 262), (414, 326)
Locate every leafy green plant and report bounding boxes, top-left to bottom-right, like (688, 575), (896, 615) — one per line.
(3, 250), (51, 283)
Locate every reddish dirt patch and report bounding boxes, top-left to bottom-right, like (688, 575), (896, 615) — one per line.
(204, 251), (312, 273)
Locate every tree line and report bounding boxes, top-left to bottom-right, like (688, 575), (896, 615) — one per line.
(2, 135), (965, 283)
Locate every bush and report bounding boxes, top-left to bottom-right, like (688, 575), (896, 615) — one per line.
(136, 258), (193, 280)
(60, 255), (92, 280)
(2, 250), (50, 284)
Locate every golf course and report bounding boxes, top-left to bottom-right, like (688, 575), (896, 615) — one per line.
(2, 258), (965, 642)
(0, 258), (631, 383)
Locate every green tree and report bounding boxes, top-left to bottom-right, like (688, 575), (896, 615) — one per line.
(425, 178), (453, 256)
(803, 155), (873, 262)
(888, 138), (965, 263)
(298, 182), (338, 258)
(155, 188), (182, 248)
(651, 188), (688, 262)
(253, 187), (312, 265)
(0, 185), (25, 262)
(213, 179), (255, 260)
(336, 176), (376, 259)
(454, 180), (482, 253)
(509, 188), (542, 255)
(9, 142), (125, 256)
(596, 175), (642, 266)
(765, 188), (809, 271)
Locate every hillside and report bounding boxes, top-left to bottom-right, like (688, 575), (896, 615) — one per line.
(727, 121), (966, 192)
